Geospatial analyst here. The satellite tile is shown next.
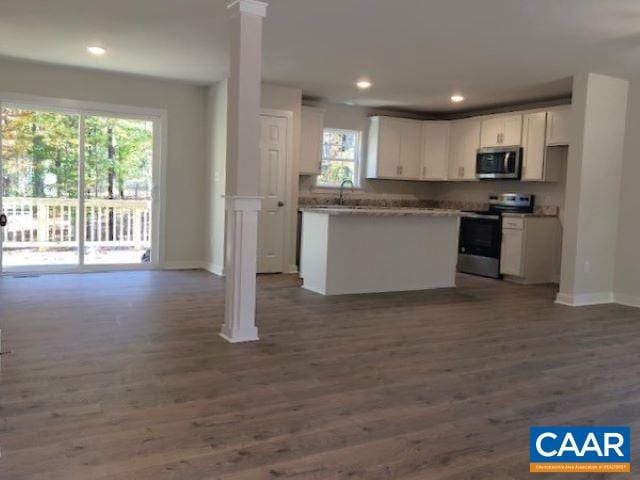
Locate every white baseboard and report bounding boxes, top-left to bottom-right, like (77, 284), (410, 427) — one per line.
(614, 292), (640, 308)
(555, 291), (614, 307)
(203, 262), (225, 277)
(163, 260), (204, 270)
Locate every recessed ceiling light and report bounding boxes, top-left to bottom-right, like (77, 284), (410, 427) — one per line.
(356, 80), (372, 90)
(87, 46), (107, 56)
(450, 94), (465, 103)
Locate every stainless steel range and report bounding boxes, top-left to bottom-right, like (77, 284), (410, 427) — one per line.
(457, 193), (535, 278)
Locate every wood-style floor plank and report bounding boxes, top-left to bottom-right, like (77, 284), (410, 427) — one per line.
(0, 270), (639, 479)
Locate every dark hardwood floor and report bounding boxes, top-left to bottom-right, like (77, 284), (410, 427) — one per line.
(0, 270), (639, 479)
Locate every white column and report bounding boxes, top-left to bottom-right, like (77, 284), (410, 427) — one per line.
(556, 73), (629, 306)
(220, 0), (267, 343)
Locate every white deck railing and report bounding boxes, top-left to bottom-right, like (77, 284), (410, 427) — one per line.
(2, 197), (151, 247)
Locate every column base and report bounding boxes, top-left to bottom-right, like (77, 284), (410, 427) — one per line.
(220, 195), (262, 344)
(219, 330), (259, 344)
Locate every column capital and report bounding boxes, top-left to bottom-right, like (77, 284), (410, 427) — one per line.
(223, 195), (262, 212)
(227, 0), (268, 18)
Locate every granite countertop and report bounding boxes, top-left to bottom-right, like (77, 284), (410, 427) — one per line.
(300, 207), (461, 217)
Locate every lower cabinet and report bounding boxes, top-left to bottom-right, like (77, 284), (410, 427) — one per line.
(500, 215), (562, 284)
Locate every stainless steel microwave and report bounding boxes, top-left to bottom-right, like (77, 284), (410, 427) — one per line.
(476, 146), (522, 180)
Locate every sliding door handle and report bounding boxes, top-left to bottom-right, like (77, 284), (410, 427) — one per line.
(0, 214), (6, 227)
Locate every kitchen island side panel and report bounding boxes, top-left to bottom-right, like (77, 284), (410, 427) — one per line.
(323, 215), (459, 295)
(299, 212), (330, 294)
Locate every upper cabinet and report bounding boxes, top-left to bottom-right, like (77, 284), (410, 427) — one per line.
(448, 118), (481, 181)
(546, 107), (572, 146)
(360, 105), (572, 184)
(299, 106), (324, 175)
(367, 116), (422, 180)
(521, 112), (548, 181)
(522, 111), (564, 182)
(480, 114), (523, 148)
(421, 121), (450, 180)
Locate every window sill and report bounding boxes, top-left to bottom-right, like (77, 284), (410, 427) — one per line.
(310, 185), (364, 194)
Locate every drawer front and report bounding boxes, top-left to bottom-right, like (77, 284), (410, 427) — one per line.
(502, 217), (524, 230)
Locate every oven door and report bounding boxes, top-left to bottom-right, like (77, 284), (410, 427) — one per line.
(458, 214), (502, 278)
(459, 215), (501, 258)
(476, 147), (522, 179)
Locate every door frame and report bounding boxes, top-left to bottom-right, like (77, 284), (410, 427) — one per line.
(0, 92), (167, 274)
(259, 108), (294, 274)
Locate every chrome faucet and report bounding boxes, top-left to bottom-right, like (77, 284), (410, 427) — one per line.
(338, 179), (354, 206)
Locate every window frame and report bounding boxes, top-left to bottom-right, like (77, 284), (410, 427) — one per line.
(0, 92), (167, 273)
(315, 127), (362, 189)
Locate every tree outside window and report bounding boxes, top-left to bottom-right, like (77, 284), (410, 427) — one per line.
(316, 129), (361, 187)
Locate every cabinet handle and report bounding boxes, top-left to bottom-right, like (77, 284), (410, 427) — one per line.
(422, 166), (427, 177)
(458, 166), (465, 178)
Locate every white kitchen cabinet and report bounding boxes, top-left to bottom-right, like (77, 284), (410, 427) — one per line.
(367, 116), (422, 180)
(420, 121), (450, 180)
(521, 112), (546, 181)
(448, 118), (480, 181)
(500, 215), (562, 284)
(522, 111), (564, 182)
(500, 227), (524, 276)
(299, 106), (325, 175)
(399, 119), (422, 179)
(546, 107), (572, 146)
(480, 114), (523, 147)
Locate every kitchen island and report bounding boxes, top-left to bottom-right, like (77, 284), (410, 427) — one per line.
(299, 207), (461, 295)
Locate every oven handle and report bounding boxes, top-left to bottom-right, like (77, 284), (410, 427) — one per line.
(461, 213), (500, 220)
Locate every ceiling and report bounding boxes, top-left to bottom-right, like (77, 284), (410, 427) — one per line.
(1, 0), (640, 111)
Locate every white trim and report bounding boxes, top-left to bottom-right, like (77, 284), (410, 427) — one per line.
(555, 291), (614, 307)
(0, 92), (168, 273)
(219, 331), (260, 343)
(316, 127), (363, 189)
(614, 292), (640, 308)
(78, 113), (86, 266)
(227, 0), (268, 17)
(2, 263), (159, 276)
(163, 261), (203, 270)
(203, 261), (225, 276)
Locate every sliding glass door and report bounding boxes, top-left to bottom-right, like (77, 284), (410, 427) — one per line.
(1, 107), (80, 267)
(83, 115), (153, 265)
(0, 102), (158, 271)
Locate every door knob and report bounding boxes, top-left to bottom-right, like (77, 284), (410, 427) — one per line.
(0, 214), (6, 227)
(278, 201), (285, 207)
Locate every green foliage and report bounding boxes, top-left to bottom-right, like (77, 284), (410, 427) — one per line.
(317, 161), (354, 186)
(1, 108), (152, 199)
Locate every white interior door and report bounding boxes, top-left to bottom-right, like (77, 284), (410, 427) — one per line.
(258, 114), (288, 273)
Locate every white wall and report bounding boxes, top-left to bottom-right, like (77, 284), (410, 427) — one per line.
(0, 57), (208, 267)
(429, 168), (567, 211)
(205, 80), (228, 275)
(557, 73), (629, 306)
(204, 81), (302, 274)
(614, 78), (640, 307)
